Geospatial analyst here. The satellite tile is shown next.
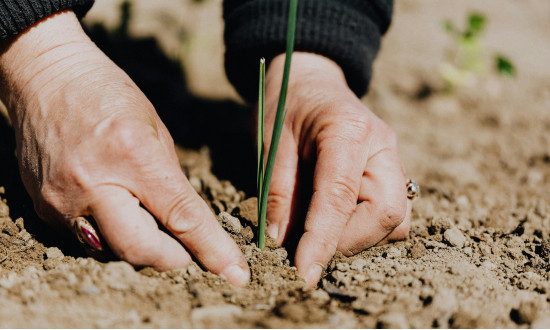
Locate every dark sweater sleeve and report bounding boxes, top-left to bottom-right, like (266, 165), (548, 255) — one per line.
(0, 0), (94, 41)
(223, 0), (393, 103)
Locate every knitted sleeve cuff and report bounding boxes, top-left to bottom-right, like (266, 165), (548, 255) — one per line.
(0, 0), (95, 41)
(223, 0), (393, 103)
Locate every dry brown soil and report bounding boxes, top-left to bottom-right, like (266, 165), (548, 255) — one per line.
(1, 0), (550, 328)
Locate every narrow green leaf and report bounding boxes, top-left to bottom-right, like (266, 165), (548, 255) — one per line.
(258, 0), (298, 250)
(257, 58), (266, 236)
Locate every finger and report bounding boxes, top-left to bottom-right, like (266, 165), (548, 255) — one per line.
(337, 149), (408, 255)
(294, 137), (366, 287)
(136, 162), (250, 286)
(89, 185), (193, 269)
(375, 197), (412, 246)
(265, 131), (300, 245)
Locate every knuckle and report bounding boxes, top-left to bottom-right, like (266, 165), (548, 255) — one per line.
(109, 120), (156, 159)
(266, 190), (290, 211)
(163, 193), (203, 234)
(325, 176), (359, 213)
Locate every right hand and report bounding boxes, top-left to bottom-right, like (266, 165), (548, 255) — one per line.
(0, 10), (249, 286)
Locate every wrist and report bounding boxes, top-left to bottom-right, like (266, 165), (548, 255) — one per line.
(267, 52), (349, 93)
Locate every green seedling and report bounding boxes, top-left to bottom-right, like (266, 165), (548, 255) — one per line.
(257, 0), (298, 250)
(441, 12), (516, 90)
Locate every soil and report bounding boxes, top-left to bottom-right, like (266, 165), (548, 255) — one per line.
(1, 0), (550, 328)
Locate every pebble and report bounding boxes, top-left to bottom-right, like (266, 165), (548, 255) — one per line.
(431, 217), (453, 234)
(310, 289), (330, 303)
(443, 227), (466, 248)
(45, 247), (64, 260)
(377, 312), (409, 328)
(79, 285), (100, 295)
(350, 259), (368, 271)
(352, 273), (368, 282)
(336, 263), (350, 272)
(188, 177), (202, 192)
(386, 247), (402, 259)
(190, 305), (242, 322)
(409, 242), (427, 259)
(0, 200), (8, 217)
(217, 212), (242, 234)
(463, 246), (473, 257)
(456, 195), (470, 208)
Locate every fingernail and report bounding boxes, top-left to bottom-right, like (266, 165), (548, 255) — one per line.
(266, 223), (279, 242)
(221, 264), (250, 287)
(305, 263), (324, 287)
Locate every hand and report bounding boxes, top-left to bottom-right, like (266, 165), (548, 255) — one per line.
(264, 52), (411, 286)
(0, 11), (249, 285)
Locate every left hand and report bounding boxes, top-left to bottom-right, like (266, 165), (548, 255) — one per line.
(263, 52), (411, 287)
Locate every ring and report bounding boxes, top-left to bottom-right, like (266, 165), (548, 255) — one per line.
(406, 179), (420, 200)
(74, 216), (104, 252)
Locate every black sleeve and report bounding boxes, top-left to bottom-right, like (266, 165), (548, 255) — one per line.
(0, 0), (95, 41)
(223, 0), (393, 103)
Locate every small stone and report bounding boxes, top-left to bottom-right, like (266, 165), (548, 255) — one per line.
(310, 289), (330, 303)
(430, 217), (453, 234)
(336, 263), (350, 272)
(350, 259), (368, 270)
(443, 227), (466, 248)
(386, 247), (402, 259)
(527, 170), (544, 186)
(223, 185), (237, 197)
(0, 200), (8, 217)
(409, 242), (427, 259)
(217, 212), (242, 234)
(331, 270), (351, 286)
(189, 177), (202, 192)
(463, 246), (473, 256)
(45, 247), (64, 260)
(78, 283), (100, 296)
(377, 312), (409, 328)
(191, 305), (242, 323)
(352, 273), (368, 282)
(456, 195), (470, 208)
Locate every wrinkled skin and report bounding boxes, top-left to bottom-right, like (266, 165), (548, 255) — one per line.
(264, 53), (411, 285)
(0, 10), (410, 287)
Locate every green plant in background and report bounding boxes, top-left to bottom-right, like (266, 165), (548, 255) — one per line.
(257, 0), (298, 250)
(440, 12), (516, 91)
